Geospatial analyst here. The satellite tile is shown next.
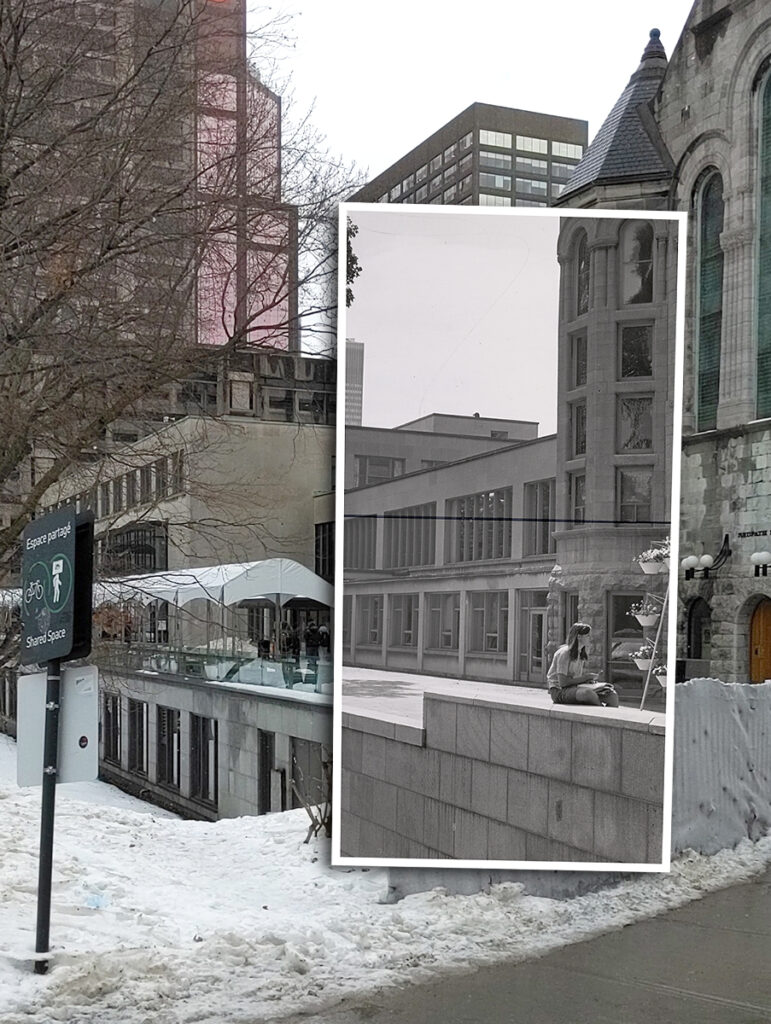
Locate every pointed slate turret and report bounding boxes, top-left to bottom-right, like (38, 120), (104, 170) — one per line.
(559, 29), (673, 203)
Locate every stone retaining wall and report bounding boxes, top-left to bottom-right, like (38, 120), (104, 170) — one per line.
(341, 691), (665, 864)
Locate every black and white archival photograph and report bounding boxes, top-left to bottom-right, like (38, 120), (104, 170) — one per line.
(335, 203), (686, 869)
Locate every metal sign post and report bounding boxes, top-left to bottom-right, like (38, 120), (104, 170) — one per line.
(20, 509), (93, 975)
(34, 658), (61, 974)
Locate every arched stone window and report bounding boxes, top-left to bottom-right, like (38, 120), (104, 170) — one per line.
(621, 221), (653, 305)
(575, 231), (589, 317)
(687, 597), (712, 660)
(696, 172), (724, 431)
(758, 76), (771, 418)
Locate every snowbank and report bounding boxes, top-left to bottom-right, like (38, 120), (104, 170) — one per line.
(1, 733), (771, 1024)
(673, 678), (771, 853)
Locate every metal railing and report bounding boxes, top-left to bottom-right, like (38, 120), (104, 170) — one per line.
(93, 641), (333, 695)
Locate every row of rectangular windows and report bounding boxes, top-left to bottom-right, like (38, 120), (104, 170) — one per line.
(479, 195), (548, 207)
(379, 131), (580, 202)
(567, 467), (654, 524)
(382, 171), (567, 205)
(102, 696), (218, 806)
(43, 451), (185, 521)
(478, 174), (563, 197)
(102, 697), (326, 812)
(569, 395), (655, 458)
(479, 131), (583, 159)
(345, 465), (655, 572)
(567, 324), (656, 458)
(342, 591), (651, 689)
(569, 325), (655, 389)
(573, 223), (655, 316)
(350, 590), (509, 654)
(345, 482), (556, 569)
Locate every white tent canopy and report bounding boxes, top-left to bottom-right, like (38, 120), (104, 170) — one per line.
(95, 559), (334, 609)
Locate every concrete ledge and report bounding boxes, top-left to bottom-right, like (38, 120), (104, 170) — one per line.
(342, 711), (425, 745)
(425, 689), (665, 734)
(342, 686), (665, 864)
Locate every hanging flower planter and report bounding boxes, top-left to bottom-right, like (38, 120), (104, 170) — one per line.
(632, 644), (654, 672)
(634, 612), (660, 627)
(629, 598), (662, 627)
(639, 559), (666, 575)
(634, 538), (671, 575)
(653, 665), (668, 689)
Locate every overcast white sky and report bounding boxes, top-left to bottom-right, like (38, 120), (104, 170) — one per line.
(344, 207), (561, 430)
(253, 1), (696, 175)
(246, 1), (696, 429)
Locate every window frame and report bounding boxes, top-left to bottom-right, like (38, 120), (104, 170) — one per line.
(523, 479), (556, 556)
(616, 466), (653, 523)
(568, 471), (586, 527)
(157, 705), (181, 790)
(128, 698), (149, 776)
(190, 714), (218, 807)
(616, 393), (654, 453)
(424, 592), (460, 651)
(620, 221), (654, 306)
(388, 593), (419, 648)
(467, 591), (509, 655)
(695, 170), (725, 429)
(356, 594), (383, 646)
(102, 692), (121, 766)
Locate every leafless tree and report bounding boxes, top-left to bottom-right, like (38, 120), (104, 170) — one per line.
(0, 0), (357, 577)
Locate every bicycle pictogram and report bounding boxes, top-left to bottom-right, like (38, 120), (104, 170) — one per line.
(24, 579), (44, 605)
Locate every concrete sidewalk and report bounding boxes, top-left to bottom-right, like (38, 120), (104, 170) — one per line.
(273, 866), (771, 1023)
(342, 667), (665, 725)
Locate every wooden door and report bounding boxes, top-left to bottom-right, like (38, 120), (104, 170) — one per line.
(750, 600), (771, 682)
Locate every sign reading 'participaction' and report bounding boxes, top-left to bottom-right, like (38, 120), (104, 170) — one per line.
(21, 508), (76, 664)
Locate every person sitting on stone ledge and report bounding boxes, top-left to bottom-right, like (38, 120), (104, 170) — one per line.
(546, 622), (620, 707)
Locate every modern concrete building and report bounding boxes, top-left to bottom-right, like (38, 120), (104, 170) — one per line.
(345, 339), (365, 426)
(96, 649), (332, 821)
(351, 103), (587, 209)
(345, 414), (537, 489)
(343, 430), (558, 686)
(13, 351), (338, 819)
(556, 9), (771, 684)
(343, 393), (673, 705)
(41, 352), (336, 574)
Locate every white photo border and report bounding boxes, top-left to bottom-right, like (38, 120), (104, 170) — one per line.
(332, 201), (687, 873)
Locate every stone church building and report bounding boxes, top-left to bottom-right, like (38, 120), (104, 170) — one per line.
(557, 1), (771, 683)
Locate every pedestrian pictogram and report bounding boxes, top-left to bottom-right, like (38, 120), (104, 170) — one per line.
(51, 559), (63, 604)
(20, 510), (77, 665)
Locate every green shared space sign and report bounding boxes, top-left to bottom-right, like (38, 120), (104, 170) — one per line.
(21, 509), (76, 664)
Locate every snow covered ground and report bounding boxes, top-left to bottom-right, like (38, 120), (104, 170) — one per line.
(2, 732), (771, 1024)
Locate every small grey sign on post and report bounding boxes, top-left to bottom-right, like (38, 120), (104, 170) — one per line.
(21, 508), (76, 665)
(16, 666), (99, 786)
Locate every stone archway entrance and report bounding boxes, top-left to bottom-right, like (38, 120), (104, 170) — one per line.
(750, 599), (771, 682)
